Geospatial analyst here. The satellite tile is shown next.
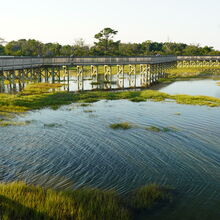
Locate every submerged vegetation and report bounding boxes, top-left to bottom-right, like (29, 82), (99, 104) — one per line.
(83, 109), (93, 113)
(0, 120), (31, 127)
(20, 83), (64, 95)
(109, 122), (133, 129)
(0, 181), (173, 220)
(44, 123), (62, 128)
(145, 126), (161, 132)
(127, 184), (172, 211)
(145, 126), (178, 132)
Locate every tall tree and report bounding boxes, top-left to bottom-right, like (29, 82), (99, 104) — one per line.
(94, 28), (120, 55)
(72, 38), (90, 56)
(0, 38), (6, 55)
(0, 37), (7, 45)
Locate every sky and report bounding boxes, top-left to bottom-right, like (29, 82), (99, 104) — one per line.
(1, 0), (220, 49)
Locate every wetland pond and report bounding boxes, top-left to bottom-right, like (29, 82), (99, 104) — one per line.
(0, 79), (220, 219)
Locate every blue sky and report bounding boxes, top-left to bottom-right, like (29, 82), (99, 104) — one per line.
(1, 0), (220, 49)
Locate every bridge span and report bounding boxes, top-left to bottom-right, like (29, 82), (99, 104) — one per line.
(0, 56), (220, 92)
(0, 56), (177, 71)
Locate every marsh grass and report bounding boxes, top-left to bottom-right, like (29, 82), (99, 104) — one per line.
(174, 112), (181, 115)
(20, 83), (64, 95)
(162, 67), (220, 83)
(145, 126), (178, 132)
(44, 123), (62, 128)
(145, 126), (161, 132)
(167, 66), (220, 77)
(109, 122), (133, 129)
(79, 103), (91, 107)
(129, 97), (146, 102)
(0, 182), (172, 220)
(127, 184), (173, 211)
(83, 109), (93, 113)
(0, 120), (31, 127)
(1, 83), (220, 122)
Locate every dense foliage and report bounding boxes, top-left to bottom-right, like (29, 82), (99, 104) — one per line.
(0, 28), (220, 56)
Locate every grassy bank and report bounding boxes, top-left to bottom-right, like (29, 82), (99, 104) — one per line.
(165, 67), (220, 81)
(1, 83), (220, 121)
(0, 182), (172, 220)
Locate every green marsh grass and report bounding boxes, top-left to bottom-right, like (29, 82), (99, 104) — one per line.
(0, 182), (173, 220)
(0, 120), (31, 127)
(160, 66), (220, 85)
(145, 126), (161, 132)
(44, 123), (62, 128)
(145, 126), (178, 132)
(83, 109), (93, 113)
(79, 103), (92, 107)
(127, 184), (173, 211)
(20, 83), (64, 95)
(109, 122), (133, 129)
(174, 112), (181, 115)
(1, 83), (220, 123)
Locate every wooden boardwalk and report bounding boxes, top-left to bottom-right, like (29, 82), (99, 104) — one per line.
(0, 56), (220, 92)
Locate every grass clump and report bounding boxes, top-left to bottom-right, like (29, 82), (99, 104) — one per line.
(0, 181), (130, 220)
(44, 123), (62, 128)
(167, 66), (220, 80)
(79, 103), (91, 107)
(0, 120), (31, 127)
(145, 126), (178, 132)
(174, 112), (181, 115)
(21, 83), (64, 95)
(217, 82), (220, 86)
(172, 94), (220, 107)
(127, 184), (172, 211)
(83, 109), (93, 113)
(145, 126), (161, 132)
(109, 122), (133, 130)
(0, 182), (173, 220)
(129, 97), (146, 102)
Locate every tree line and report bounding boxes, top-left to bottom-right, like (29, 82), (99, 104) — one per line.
(1, 28), (220, 57)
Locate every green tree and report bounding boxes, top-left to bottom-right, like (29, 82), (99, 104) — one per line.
(72, 38), (90, 56)
(183, 44), (203, 55)
(94, 28), (120, 55)
(0, 38), (6, 55)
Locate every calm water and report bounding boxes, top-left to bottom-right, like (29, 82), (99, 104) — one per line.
(160, 79), (220, 98)
(0, 80), (220, 219)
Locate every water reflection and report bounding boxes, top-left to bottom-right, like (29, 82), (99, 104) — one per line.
(0, 71), (163, 93)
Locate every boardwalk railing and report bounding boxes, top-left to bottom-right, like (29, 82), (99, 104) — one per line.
(177, 56), (220, 61)
(0, 56), (177, 71)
